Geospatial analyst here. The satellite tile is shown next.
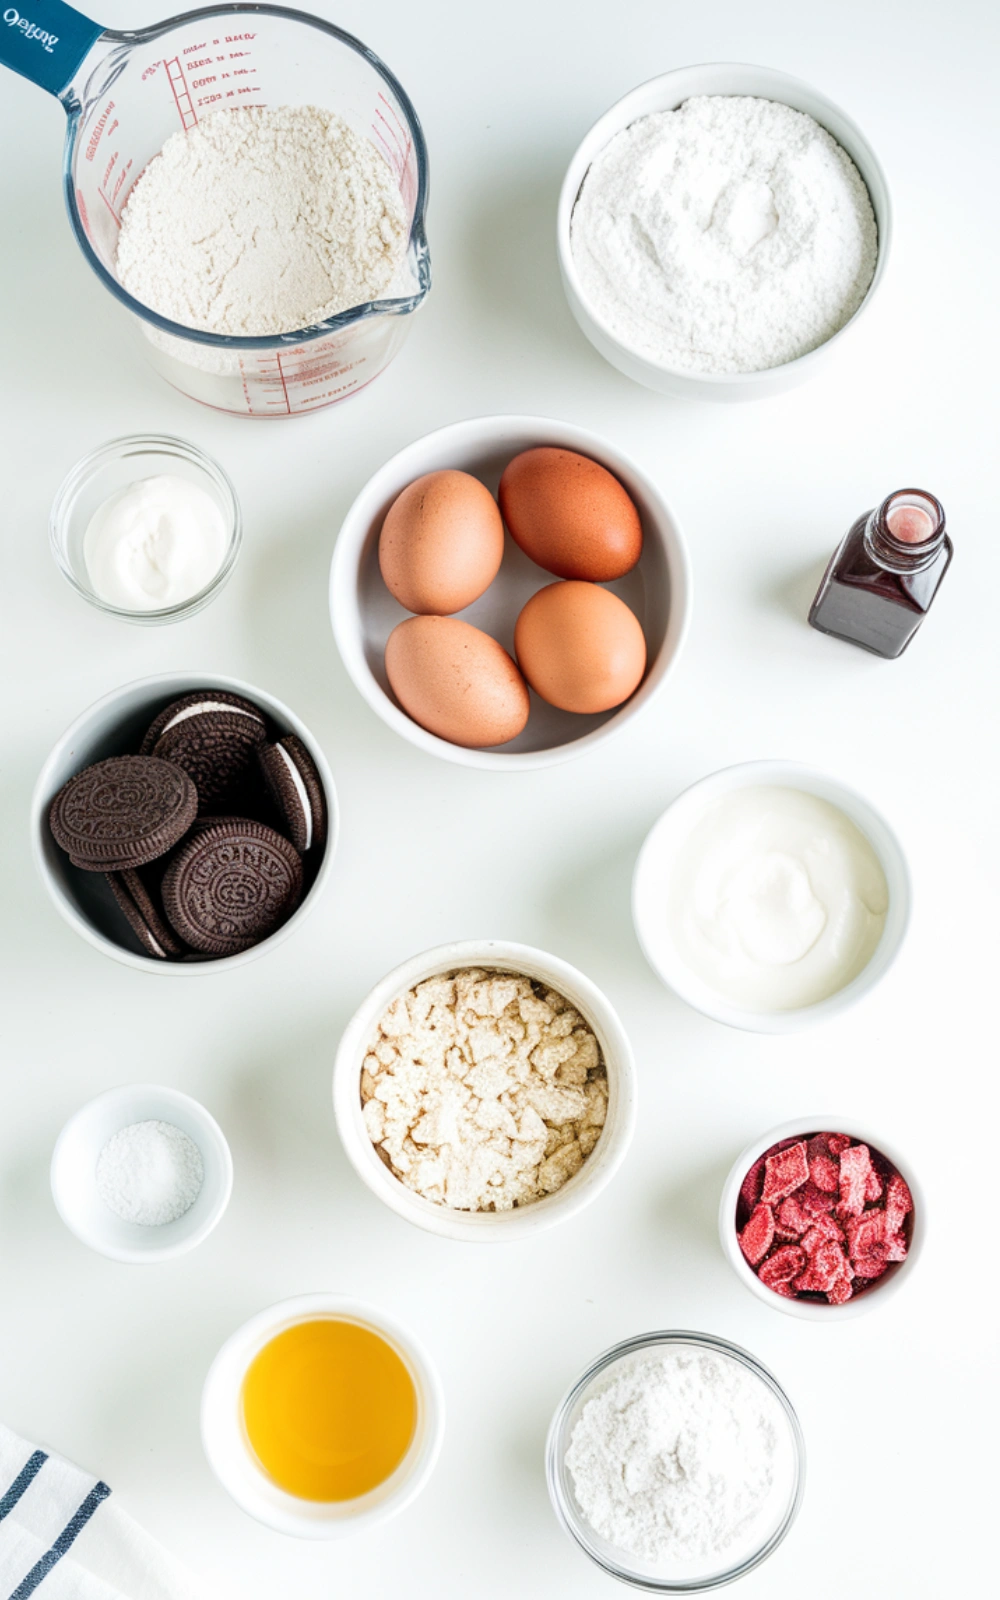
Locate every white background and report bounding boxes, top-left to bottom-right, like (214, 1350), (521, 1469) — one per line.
(1, 1), (997, 1595)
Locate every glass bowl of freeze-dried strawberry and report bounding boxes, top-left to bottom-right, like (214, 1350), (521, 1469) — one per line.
(719, 1121), (923, 1319)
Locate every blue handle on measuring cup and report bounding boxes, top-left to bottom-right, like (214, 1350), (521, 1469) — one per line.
(0, 0), (103, 96)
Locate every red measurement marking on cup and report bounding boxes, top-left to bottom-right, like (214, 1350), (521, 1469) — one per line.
(240, 352), (293, 415)
(372, 93), (411, 179)
(96, 187), (121, 226)
(164, 57), (199, 129)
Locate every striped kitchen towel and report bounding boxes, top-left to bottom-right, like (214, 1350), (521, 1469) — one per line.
(1, 1426), (208, 1600)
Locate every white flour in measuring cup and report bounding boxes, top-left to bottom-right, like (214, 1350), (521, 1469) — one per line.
(115, 104), (407, 339)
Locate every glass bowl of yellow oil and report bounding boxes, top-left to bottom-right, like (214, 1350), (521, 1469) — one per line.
(201, 1294), (445, 1537)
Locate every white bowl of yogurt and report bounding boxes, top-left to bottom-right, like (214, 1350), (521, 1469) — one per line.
(632, 761), (910, 1032)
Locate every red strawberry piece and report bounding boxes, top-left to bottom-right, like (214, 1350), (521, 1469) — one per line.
(838, 1144), (873, 1217)
(886, 1231), (908, 1263)
(810, 1153), (841, 1193)
(795, 1237), (847, 1293)
(799, 1180), (837, 1216)
(865, 1168), (884, 1203)
(758, 1245), (806, 1296)
(827, 1271), (854, 1305)
(739, 1156), (766, 1218)
(761, 1141), (809, 1205)
(739, 1203), (775, 1266)
(853, 1255), (890, 1282)
(775, 1194), (812, 1239)
(884, 1173), (914, 1235)
(802, 1219), (844, 1253)
(826, 1133), (852, 1155)
(846, 1211), (886, 1262)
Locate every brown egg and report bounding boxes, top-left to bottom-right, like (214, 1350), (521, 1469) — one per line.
(499, 448), (643, 581)
(379, 470), (505, 615)
(385, 616), (530, 748)
(514, 582), (646, 714)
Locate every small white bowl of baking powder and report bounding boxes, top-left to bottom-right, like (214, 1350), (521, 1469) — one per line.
(558, 63), (892, 400)
(51, 1084), (233, 1262)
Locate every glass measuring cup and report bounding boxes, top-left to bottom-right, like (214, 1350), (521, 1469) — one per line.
(1, 3), (430, 416)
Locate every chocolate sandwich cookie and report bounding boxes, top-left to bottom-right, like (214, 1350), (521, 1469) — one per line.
(257, 735), (326, 855)
(49, 756), (198, 871)
(107, 868), (187, 960)
(162, 819), (303, 956)
(141, 692), (268, 808)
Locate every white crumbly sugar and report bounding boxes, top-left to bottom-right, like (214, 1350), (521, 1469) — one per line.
(571, 95), (878, 374)
(566, 1348), (793, 1570)
(96, 1120), (204, 1227)
(361, 968), (608, 1212)
(116, 106), (407, 336)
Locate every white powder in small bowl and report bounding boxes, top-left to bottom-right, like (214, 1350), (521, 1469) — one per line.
(96, 1120), (204, 1227)
(565, 1345), (797, 1576)
(571, 95), (878, 375)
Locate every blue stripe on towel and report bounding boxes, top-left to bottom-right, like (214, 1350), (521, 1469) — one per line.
(0, 1454), (48, 1523)
(8, 1481), (111, 1598)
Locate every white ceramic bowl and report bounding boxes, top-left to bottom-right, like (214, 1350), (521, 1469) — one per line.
(558, 63), (892, 401)
(632, 760), (910, 1033)
(719, 1118), (924, 1321)
(31, 672), (338, 974)
(50, 1084), (232, 1263)
(201, 1293), (444, 1538)
(333, 940), (637, 1240)
(329, 415), (690, 769)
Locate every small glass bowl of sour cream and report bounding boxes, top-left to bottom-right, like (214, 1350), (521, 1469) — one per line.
(632, 761), (911, 1033)
(50, 434), (242, 624)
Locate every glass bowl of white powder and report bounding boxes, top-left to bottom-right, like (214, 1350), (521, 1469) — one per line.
(546, 1331), (805, 1590)
(558, 64), (891, 401)
(50, 435), (241, 623)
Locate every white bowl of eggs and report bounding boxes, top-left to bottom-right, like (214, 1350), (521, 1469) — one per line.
(329, 415), (691, 769)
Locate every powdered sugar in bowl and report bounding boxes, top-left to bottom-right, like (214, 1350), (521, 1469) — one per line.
(546, 1331), (805, 1591)
(558, 63), (891, 401)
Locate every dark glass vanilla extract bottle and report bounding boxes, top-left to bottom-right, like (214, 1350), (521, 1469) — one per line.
(808, 489), (952, 658)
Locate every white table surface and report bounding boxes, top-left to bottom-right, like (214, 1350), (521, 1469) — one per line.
(1, 0), (996, 1594)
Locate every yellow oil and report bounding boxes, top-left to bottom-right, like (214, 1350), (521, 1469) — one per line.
(241, 1317), (417, 1502)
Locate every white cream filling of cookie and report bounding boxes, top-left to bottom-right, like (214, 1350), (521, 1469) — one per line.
(158, 701), (264, 736)
(275, 742), (312, 851)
